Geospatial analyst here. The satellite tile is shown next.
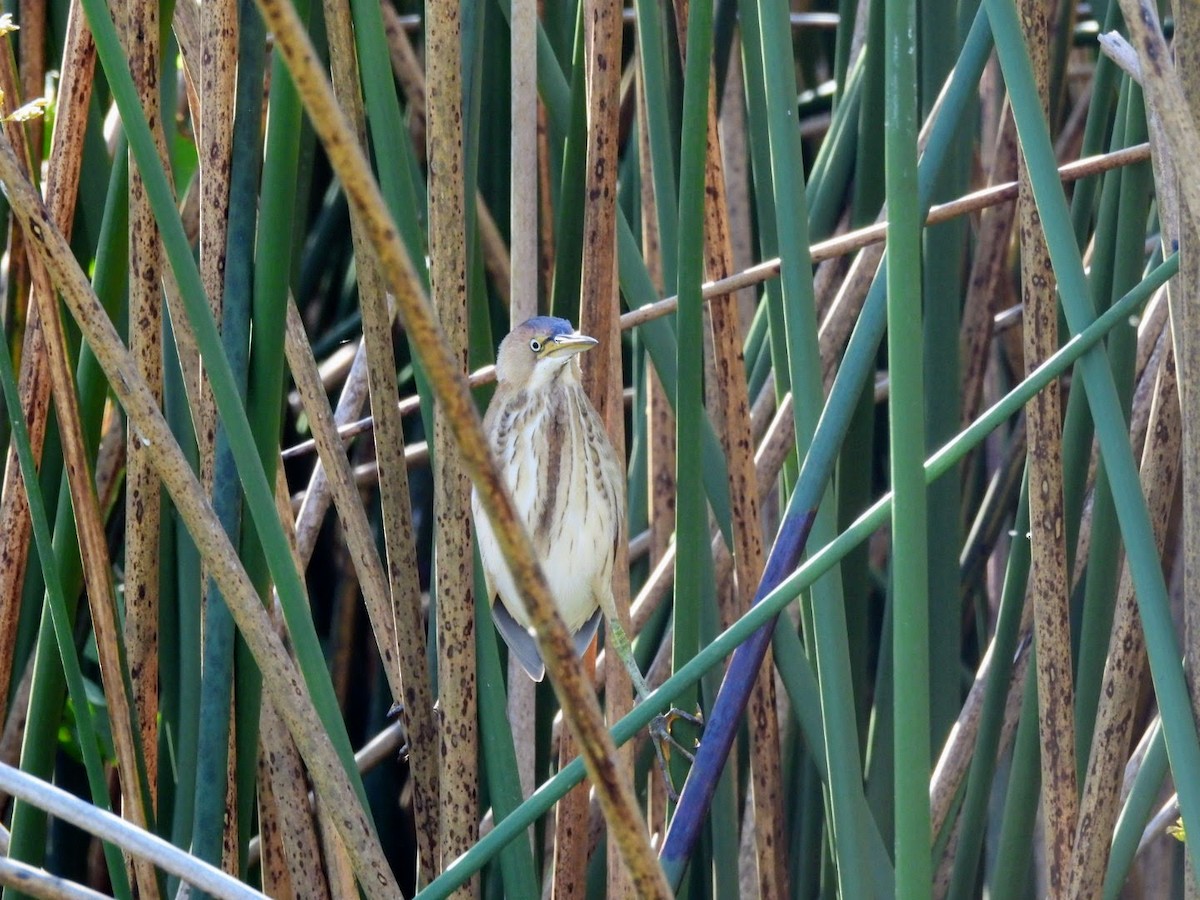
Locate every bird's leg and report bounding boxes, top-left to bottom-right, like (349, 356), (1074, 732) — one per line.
(607, 618), (703, 800)
(386, 703), (411, 760)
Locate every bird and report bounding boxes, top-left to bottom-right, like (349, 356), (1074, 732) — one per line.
(472, 317), (700, 785)
(472, 316), (624, 681)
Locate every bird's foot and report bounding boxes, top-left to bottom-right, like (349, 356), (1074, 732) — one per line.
(387, 703), (410, 761)
(648, 707), (704, 802)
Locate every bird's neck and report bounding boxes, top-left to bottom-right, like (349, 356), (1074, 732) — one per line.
(524, 359), (581, 393)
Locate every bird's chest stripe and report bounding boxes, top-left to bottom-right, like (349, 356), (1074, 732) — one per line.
(535, 398), (567, 542)
(496, 397), (538, 502)
(491, 382), (620, 558)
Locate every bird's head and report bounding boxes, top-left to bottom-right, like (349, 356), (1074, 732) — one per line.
(494, 316), (599, 390)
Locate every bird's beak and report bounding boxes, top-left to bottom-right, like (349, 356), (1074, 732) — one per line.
(543, 333), (599, 359)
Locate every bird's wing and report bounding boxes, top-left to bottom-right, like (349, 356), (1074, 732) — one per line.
(492, 598), (546, 681)
(492, 601), (604, 682)
(573, 607), (603, 659)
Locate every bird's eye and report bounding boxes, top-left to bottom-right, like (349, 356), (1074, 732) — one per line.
(529, 338), (542, 353)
